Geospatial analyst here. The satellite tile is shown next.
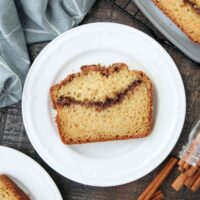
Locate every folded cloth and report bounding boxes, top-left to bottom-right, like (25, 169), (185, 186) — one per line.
(0, 0), (95, 108)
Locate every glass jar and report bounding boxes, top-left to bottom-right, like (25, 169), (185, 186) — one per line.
(179, 117), (200, 167)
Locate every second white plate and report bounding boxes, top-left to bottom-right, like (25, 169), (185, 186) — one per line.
(22, 22), (186, 187)
(0, 146), (62, 199)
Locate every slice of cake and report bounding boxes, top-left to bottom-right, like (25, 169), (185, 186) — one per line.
(152, 0), (200, 44)
(0, 175), (30, 200)
(50, 63), (153, 144)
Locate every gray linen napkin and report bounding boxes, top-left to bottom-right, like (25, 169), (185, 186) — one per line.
(0, 0), (95, 108)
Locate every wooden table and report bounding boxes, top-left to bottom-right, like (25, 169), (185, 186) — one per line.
(0, 0), (200, 199)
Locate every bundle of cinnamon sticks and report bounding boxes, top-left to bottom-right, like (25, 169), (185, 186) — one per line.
(171, 133), (200, 192)
(171, 159), (200, 192)
(137, 122), (200, 199)
(137, 156), (200, 200)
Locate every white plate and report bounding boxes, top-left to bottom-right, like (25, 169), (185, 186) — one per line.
(0, 146), (62, 199)
(22, 22), (186, 187)
(134, 0), (200, 63)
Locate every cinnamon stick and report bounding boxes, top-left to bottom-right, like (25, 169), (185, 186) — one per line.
(177, 159), (185, 172)
(185, 171), (200, 189)
(185, 166), (198, 177)
(151, 190), (162, 198)
(178, 159), (185, 166)
(171, 173), (187, 191)
(137, 157), (177, 200)
(151, 196), (164, 200)
(151, 194), (164, 200)
(183, 162), (190, 170)
(184, 176), (192, 188)
(150, 190), (164, 200)
(178, 165), (185, 172)
(191, 175), (200, 192)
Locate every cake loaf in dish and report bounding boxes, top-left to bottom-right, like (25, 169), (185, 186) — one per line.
(51, 63), (153, 144)
(0, 175), (30, 200)
(152, 0), (200, 44)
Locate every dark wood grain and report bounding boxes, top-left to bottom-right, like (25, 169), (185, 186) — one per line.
(0, 0), (200, 199)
